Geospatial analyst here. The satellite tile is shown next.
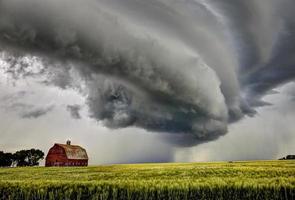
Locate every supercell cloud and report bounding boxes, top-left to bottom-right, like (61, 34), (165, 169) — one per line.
(0, 0), (294, 146)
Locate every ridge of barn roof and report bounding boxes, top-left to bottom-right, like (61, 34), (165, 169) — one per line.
(55, 143), (88, 160)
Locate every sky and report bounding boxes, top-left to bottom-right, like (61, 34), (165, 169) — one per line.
(0, 0), (294, 165)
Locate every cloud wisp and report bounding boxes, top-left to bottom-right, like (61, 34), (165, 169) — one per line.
(67, 105), (82, 119)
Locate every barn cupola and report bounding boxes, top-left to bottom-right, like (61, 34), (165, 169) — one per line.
(66, 140), (71, 145)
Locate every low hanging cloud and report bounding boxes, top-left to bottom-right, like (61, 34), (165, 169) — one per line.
(0, 0), (295, 146)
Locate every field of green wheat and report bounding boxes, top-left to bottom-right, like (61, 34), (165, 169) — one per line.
(0, 160), (294, 200)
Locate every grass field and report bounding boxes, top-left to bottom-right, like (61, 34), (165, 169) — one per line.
(0, 160), (294, 200)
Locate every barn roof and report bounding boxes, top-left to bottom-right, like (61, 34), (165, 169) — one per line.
(55, 143), (88, 160)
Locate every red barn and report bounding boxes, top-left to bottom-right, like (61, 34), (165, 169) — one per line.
(45, 140), (88, 167)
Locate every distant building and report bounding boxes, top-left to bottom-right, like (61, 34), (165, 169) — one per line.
(279, 155), (295, 160)
(45, 140), (88, 167)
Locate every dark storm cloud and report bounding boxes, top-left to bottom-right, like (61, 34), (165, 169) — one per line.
(242, 22), (295, 98)
(0, 0), (295, 146)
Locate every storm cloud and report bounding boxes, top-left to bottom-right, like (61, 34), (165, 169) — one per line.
(0, 0), (294, 146)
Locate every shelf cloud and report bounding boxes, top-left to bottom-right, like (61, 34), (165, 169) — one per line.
(0, 0), (294, 146)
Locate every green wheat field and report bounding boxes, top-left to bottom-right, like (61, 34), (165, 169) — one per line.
(0, 160), (295, 200)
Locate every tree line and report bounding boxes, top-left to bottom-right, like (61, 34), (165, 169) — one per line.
(0, 149), (44, 167)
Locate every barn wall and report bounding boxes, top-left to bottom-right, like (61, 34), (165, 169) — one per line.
(67, 159), (88, 166)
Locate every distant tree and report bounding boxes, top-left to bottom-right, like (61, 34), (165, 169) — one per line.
(13, 150), (29, 166)
(13, 149), (44, 167)
(27, 149), (45, 166)
(0, 151), (13, 167)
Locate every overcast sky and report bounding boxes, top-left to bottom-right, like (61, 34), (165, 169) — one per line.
(0, 0), (294, 165)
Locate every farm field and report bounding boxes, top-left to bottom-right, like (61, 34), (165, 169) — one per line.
(0, 160), (294, 200)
